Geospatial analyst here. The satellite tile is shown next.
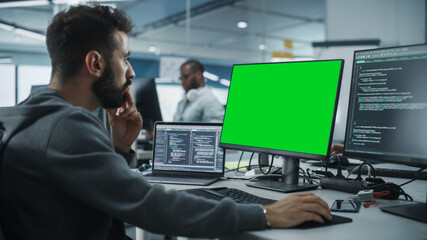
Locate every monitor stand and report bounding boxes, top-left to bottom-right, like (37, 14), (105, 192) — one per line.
(246, 154), (319, 193)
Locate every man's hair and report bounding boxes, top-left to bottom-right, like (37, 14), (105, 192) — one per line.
(46, 4), (133, 80)
(182, 59), (205, 73)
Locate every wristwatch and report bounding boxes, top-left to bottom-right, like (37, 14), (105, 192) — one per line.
(260, 206), (271, 228)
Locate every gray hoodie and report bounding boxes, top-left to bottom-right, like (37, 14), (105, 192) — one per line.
(0, 88), (263, 239)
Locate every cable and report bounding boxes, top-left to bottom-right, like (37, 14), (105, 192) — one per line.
(299, 167), (308, 184)
(399, 186), (413, 201)
(297, 164), (315, 184)
(399, 167), (427, 186)
(225, 164), (266, 173)
(344, 163), (422, 201)
(248, 152), (255, 169)
(347, 165), (361, 178)
(305, 168), (315, 184)
(258, 154), (275, 175)
(297, 163), (307, 183)
(360, 178), (414, 201)
(348, 162), (376, 180)
(236, 151), (245, 172)
(335, 154), (345, 179)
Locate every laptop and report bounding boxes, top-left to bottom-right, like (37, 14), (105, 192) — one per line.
(144, 122), (225, 185)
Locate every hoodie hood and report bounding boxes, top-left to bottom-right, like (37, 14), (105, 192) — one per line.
(0, 88), (68, 157)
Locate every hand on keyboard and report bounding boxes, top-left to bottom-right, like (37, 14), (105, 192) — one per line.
(184, 188), (333, 229)
(264, 192), (332, 229)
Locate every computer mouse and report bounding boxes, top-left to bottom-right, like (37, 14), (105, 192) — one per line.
(328, 154), (349, 166)
(295, 214), (352, 229)
(295, 217), (332, 229)
(138, 163), (151, 172)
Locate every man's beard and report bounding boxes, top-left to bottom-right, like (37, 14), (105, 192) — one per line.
(185, 75), (200, 93)
(92, 62), (131, 109)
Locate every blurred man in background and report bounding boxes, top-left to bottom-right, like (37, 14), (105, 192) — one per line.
(173, 60), (225, 122)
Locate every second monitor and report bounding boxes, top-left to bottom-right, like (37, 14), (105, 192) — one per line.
(219, 59), (344, 192)
(133, 78), (163, 151)
(133, 78), (163, 131)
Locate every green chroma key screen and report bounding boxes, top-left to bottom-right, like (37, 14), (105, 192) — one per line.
(220, 60), (343, 156)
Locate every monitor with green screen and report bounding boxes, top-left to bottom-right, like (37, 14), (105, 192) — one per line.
(220, 59), (344, 192)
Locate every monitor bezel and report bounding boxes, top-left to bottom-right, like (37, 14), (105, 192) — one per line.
(152, 121), (226, 176)
(219, 59), (345, 161)
(343, 43), (427, 168)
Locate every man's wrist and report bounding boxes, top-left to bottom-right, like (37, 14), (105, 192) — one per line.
(113, 142), (132, 153)
(260, 205), (271, 229)
(115, 146), (134, 154)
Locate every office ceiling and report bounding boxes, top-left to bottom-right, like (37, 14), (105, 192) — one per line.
(0, 0), (326, 63)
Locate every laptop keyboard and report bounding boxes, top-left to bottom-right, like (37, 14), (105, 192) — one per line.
(153, 173), (214, 179)
(184, 187), (277, 205)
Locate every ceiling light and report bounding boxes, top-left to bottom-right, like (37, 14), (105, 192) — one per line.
(219, 79), (230, 87)
(203, 71), (219, 81)
(53, 0), (128, 5)
(0, 57), (13, 64)
(0, 23), (15, 32)
(258, 43), (267, 50)
(0, 21), (46, 41)
(237, 21), (248, 29)
(14, 28), (46, 41)
(0, 0), (49, 8)
(148, 45), (157, 53)
(53, 0), (85, 5)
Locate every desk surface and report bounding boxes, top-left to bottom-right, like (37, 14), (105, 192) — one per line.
(156, 168), (427, 240)
(136, 150), (427, 240)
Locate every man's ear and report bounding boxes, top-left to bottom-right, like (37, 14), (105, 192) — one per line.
(85, 50), (104, 78)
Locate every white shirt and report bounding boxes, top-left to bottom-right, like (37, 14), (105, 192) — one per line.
(173, 87), (225, 122)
